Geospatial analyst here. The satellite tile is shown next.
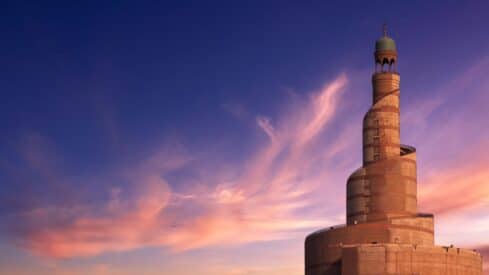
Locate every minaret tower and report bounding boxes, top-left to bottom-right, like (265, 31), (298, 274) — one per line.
(304, 26), (483, 275)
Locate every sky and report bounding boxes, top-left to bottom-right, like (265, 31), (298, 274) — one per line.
(1, 1), (489, 274)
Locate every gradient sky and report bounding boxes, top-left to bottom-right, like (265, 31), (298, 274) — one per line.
(1, 1), (489, 274)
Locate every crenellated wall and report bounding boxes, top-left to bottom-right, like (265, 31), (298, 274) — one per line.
(305, 215), (435, 275)
(342, 244), (483, 275)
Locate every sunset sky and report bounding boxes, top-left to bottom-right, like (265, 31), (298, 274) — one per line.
(1, 1), (488, 274)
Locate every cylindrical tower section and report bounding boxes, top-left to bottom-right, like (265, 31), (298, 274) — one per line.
(347, 26), (417, 224)
(362, 73), (400, 164)
(372, 73), (400, 104)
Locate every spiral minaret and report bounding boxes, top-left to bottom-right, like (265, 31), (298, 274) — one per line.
(304, 26), (483, 275)
(347, 25), (416, 225)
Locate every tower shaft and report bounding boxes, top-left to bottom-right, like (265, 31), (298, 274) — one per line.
(346, 68), (417, 224)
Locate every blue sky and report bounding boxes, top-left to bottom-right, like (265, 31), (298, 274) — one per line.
(1, 1), (489, 274)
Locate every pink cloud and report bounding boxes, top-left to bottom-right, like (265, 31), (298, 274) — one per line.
(418, 144), (489, 215)
(402, 56), (489, 218)
(256, 116), (276, 142)
(295, 74), (347, 147)
(13, 74), (350, 258)
(20, 174), (173, 258)
(404, 57), (489, 256)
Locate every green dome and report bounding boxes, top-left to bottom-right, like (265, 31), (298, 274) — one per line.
(375, 36), (396, 51)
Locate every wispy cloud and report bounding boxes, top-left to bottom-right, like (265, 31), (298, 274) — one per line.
(407, 57), (489, 253)
(5, 55), (489, 263)
(419, 151), (489, 215)
(256, 116), (276, 142)
(411, 57), (489, 219)
(6, 74), (350, 258)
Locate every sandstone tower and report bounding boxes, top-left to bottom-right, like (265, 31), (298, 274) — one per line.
(304, 26), (483, 275)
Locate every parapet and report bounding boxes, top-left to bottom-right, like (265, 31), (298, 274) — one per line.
(342, 244), (482, 275)
(305, 215), (435, 275)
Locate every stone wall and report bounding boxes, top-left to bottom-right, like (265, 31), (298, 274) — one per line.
(305, 216), (435, 275)
(341, 244), (483, 275)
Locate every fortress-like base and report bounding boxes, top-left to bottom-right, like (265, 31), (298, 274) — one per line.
(306, 241), (482, 275)
(342, 244), (482, 275)
(305, 220), (483, 275)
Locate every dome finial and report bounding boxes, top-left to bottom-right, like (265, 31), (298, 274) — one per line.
(383, 23), (388, 37)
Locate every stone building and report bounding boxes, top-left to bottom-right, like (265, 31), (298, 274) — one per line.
(304, 27), (483, 275)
